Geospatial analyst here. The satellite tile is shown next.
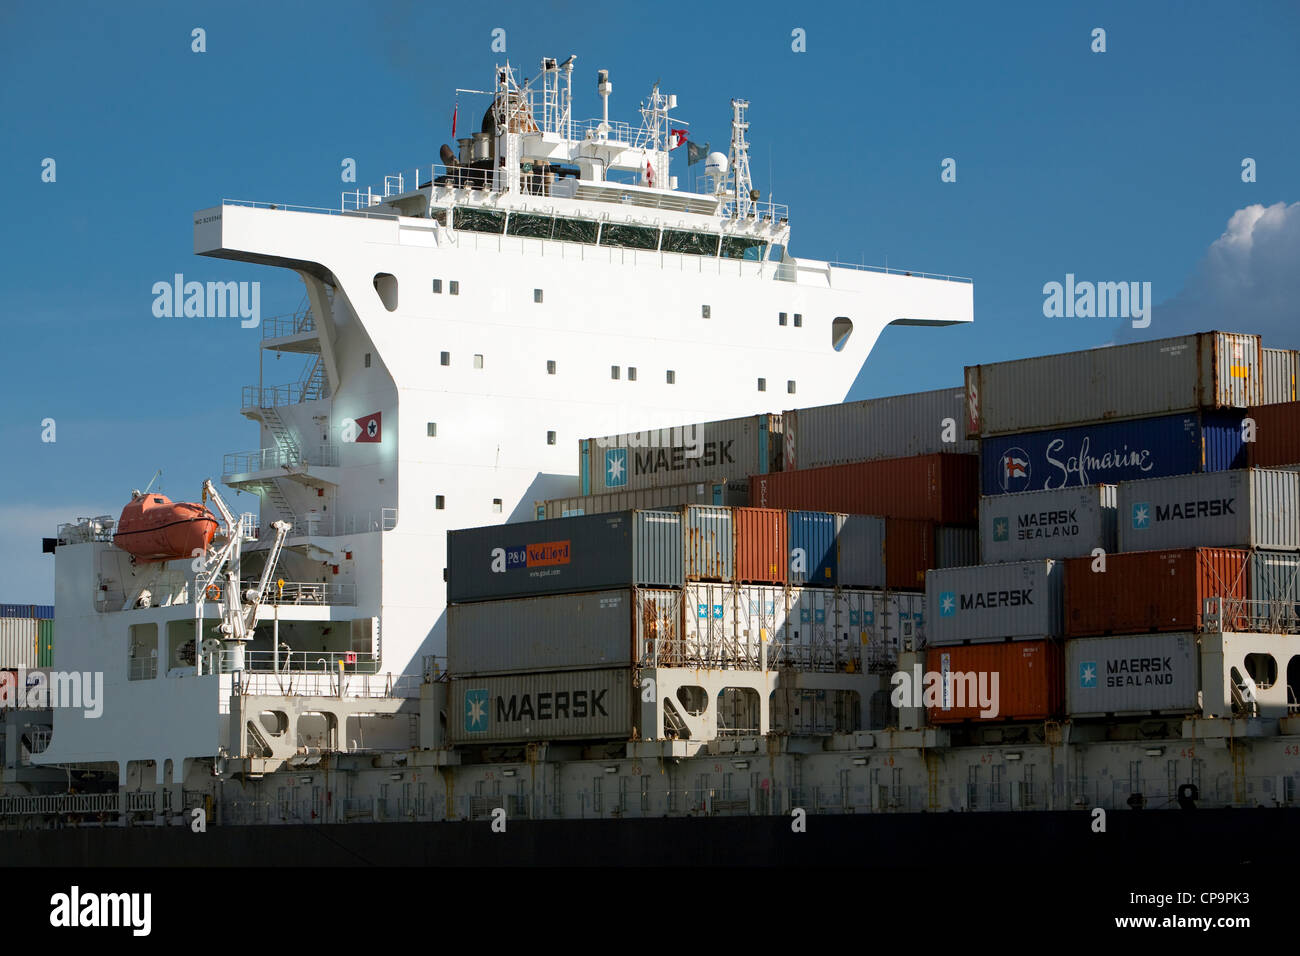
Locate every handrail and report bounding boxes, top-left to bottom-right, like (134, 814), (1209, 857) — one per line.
(826, 261), (973, 283)
(223, 444), (339, 477)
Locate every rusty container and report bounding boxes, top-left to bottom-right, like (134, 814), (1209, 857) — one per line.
(681, 505), (735, 581)
(733, 507), (787, 585)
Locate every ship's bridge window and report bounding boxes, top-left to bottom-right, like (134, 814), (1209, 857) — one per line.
(506, 213), (554, 238)
(661, 229), (721, 256)
(757, 378), (767, 392)
(794, 313), (803, 328)
(552, 217), (599, 244)
(432, 279), (442, 294)
(600, 223), (660, 250)
(454, 209), (506, 235)
(720, 237), (767, 261)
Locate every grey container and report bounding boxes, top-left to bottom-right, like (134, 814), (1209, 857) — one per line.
(682, 505), (735, 581)
(581, 413), (781, 495)
(1065, 633), (1199, 717)
(1262, 347), (1300, 404)
(964, 332), (1262, 437)
(783, 387), (975, 470)
(836, 514), (886, 588)
(979, 485), (1117, 563)
(448, 667), (633, 744)
(926, 560), (1064, 645)
(0, 618), (38, 668)
(935, 527), (979, 568)
(1117, 468), (1300, 552)
(447, 510), (683, 603)
(540, 478), (747, 520)
(1248, 550), (1300, 629)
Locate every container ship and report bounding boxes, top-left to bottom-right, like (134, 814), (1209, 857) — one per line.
(3, 56), (1300, 867)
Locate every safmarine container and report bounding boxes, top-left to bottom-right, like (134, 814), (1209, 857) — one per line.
(926, 640), (1064, 723)
(1063, 548), (1249, 636)
(886, 518), (935, 591)
(1245, 401), (1300, 467)
(1249, 550), (1300, 629)
(925, 560), (1064, 645)
(733, 507), (787, 584)
(964, 331), (1261, 437)
(782, 387), (975, 470)
(979, 411), (1245, 497)
(980, 485), (1118, 563)
(1064, 633), (1199, 717)
(580, 413), (781, 495)
(787, 511), (837, 585)
(682, 505), (735, 581)
(446, 510), (682, 603)
(836, 514), (886, 588)
(0, 619), (38, 668)
(539, 478), (747, 520)
(1262, 348), (1299, 404)
(1117, 468), (1300, 552)
(448, 668), (633, 744)
(935, 527), (979, 568)
(752, 454), (978, 524)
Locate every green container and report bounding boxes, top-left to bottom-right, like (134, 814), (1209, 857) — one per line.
(37, 619), (53, 667)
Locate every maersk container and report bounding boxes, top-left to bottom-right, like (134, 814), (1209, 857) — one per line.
(733, 507), (787, 585)
(1065, 634), (1199, 717)
(1249, 550), (1300, 630)
(580, 413), (781, 495)
(979, 411), (1245, 497)
(449, 589), (651, 677)
(964, 331), (1262, 437)
(787, 511), (837, 586)
(926, 640), (1064, 723)
(836, 514), (886, 589)
(448, 668), (633, 745)
(925, 560), (1064, 645)
(1262, 348), (1299, 404)
(682, 505), (735, 581)
(935, 527), (978, 568)
(1117, 468), (1300, 552)
(446, 510), (682, 603)
(1063, 547), (1249, 636)
(782, 387), (976, 470)
(539, 479), (747, 520)
(0, 619), (38, 669)
(752, 454), (978, 525)
(979, 485), (1117, 563)
(1245, 401), (1300, 468)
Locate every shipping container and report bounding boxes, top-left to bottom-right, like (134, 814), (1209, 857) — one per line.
(1248, 550), (1300, 630)
(752, 454), (978, 525)
(783, 387), (976, 470)
(682, 505), (735, 581)
(0, 604), (53, 619)
(1065, 633), (1200, 717)
(925, 560), (1064, 645)
(836, 589), (926, 671)
(447, 510), (682, 603)
(925, 640), (1064, 723)
(679, 583), (785, 669)
(539, 479), (747, 520)
(979, 485), (1117, 563)
(1064, 548), (1249, 636)
(964, 332), (1262, 437)
(935, 527), (979, 568)
(1262, 348), (1300, 404)
(580, 413), (781, 495)
(733, 507), (787, 585)
(1245, 401), (1300, 468)
(786, 587), (837, 670)
(1117, 468), (1300, 552)
(836, 514), (886, 589)
(0, 619), (39, 669)
(886, 518), (935, 591)
(979, 411), (1245, 497)
(36, 619), (53, 668)
(787, 511), (837, 586)
(448, 668), (633, 744)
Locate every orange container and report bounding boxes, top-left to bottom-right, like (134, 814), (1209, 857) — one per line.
(885, 519), (934, 591)
(1064, 548), (1249, 636)
(732, 507), (788, 584)
(925, 640), (1063, 723)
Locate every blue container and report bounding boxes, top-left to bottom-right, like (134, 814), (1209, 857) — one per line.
(0, 604), (43, 619)
(980, 411), (1245, 496)
(788, 511), (838, 585)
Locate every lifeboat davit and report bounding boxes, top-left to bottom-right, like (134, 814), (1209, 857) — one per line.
(112, 491), (219, 562)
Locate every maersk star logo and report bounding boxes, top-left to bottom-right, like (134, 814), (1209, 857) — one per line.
(939, 591), (957, 617)
(993, 517), (1009, 542)
(1079, 662), (1098, 688)
(1131, 502), (1150, 529)
(464, 689), (489, 733)
(605, 448), (628, 487)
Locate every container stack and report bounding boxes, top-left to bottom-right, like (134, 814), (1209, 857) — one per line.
(0, 604), (53, 670)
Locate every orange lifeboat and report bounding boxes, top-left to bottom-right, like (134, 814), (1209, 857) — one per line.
(112, 492), (218, 562)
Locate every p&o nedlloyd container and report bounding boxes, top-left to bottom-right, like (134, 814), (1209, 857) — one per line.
(925, 560), (1064, 645)
(979, 485), (1117, 563)
(580, 413), (781, 495)
(782, 387), (974, 470)
(1117, 468), (1300, 552)
(448, 668), (633, 745)
(964, 331), (1261, 437)
(539, 478), (747, 520)
(1065, 633), (1199, 717)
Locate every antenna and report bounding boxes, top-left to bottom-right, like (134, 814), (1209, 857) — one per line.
(142, 470), (162, 495)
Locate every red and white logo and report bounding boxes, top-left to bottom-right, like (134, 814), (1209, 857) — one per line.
(342, 412), (382, 443)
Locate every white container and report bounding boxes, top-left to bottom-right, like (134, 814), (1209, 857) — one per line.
(979, 485), (1117, 563)
(836, 590), (926, 670)
(1065, 633), (1199, 717)
(681, 582), (786, 669)
(0, 619), (38, 669)
(1117, 468), (1300, 552)
(926, 560), (1064, 645)
(1262, 347), (1299, 404)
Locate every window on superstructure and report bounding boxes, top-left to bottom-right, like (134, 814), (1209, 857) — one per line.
(547, 431), (557, 445)
(779, 312), (787, 326)
(440, 352), (450, 366)
(611, 366), (621, 380)
(435, 495), (445, 510)
(599, 223), (660, 250)
(701, 305), (711, 319)
(628, 367), (637, 382)
(534, 289), (544, 304)
(661, 230), (721, 256)
(432, 279), (442, 294)
(788, 380), (797, 394)
(364, 353), (371, 368)
(454, 209), (506, 235)
(666, 370), (675, 384)
(427, 423), (437, 437)
(493, 499), (503, 513)
(506, 213), (554, 239)
(450, 281), (460, 295)
(474, 354), (484, 369)
(552, 218), (599, 244)
(547, 360), (556, 375)
(720, 237), (768, 261)
(757, 378), (767, 392)
(794, 313), (802, 327)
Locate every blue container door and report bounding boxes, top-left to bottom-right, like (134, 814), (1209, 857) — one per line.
(1201, 410), (1247, 471)
(789, 511), (838, 585)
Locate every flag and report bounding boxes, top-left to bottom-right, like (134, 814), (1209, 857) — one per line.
(451, 104), (458, 139)
(645, 159), (654, 186)
(668, 128), (687, 150)
(355, 411), (382, 443)
(687, 140), (710, 165)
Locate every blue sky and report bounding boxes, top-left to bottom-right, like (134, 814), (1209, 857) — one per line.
(1, 0), (1298, 602)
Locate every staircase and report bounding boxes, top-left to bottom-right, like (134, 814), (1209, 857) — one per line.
(260, 480), (299, 535)
(260, 405), (301, 463)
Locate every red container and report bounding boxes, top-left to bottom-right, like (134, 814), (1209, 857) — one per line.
(1246, 401), (1300, 468)
(885, 519), (934, 591)
(1064, 548), (1250, 636)
(733, 507), (787, 584)
(925, 640), (1063, 723)
(751, 454), (978, 525)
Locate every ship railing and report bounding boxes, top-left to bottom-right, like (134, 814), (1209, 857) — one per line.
(223, 443), (340, 478)
(422, 655), (447, 683)
(1202, 596), (1300, 634)
(216, 649), (380, 675)
(285, 509), (398, 536)
(242, 383), (308, 410)
(261, 308), (315, 339)
(825, 261), (974, 284)
(56, 516), (117, 544)
(570, 116), (643, 146)
(197, 580), (355, 606)
(342, 167), (435, 211)
(222, 198), (399, 221)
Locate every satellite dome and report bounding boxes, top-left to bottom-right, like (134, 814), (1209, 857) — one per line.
(704, 152), (728, 179)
